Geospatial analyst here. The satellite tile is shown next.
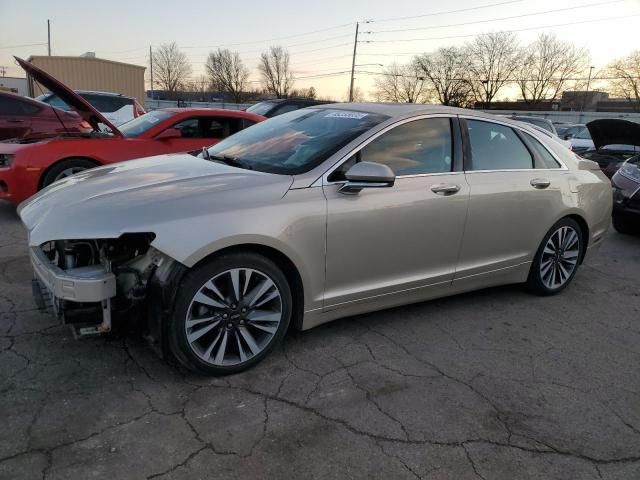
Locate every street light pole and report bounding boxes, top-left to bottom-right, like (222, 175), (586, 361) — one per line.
(582, 66), (595, 112)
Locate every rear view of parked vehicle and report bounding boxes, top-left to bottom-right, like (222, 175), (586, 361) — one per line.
(0, 91), (91, 141)
(19, 104), (612, 375)
(611, 155), (640, 234)
(36, 90), (145, 126)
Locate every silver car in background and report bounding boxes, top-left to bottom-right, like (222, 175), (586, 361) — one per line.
(19, 104), (612, 375)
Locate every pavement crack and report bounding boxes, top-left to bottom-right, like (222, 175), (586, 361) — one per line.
(463, 444), (488, 480)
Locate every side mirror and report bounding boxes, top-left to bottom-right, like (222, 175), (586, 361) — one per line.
(339, 161), (395, 195)
(156, 128), (182, 140)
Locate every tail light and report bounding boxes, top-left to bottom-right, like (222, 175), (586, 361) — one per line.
(134, 101), (146, 117)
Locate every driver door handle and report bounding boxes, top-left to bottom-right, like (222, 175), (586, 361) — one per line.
(530, 178), (551, 189)
(430, 183), (460, 195)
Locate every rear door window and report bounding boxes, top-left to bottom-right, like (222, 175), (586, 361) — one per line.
(466, 120), (533, 171)
(522, 132), (562, 169)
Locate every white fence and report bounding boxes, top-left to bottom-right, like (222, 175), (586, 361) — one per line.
(480, 110), (640, 124)
(145, 99), (253, 111)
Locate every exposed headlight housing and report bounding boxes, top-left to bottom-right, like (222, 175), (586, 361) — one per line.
(0, 154), (15, 168)
(619, 161), (640, 182)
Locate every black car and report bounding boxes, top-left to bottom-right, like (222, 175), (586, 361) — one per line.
(611, 155), (640, 234)
(246, 98), (331, 118)
(580, 119), (640, 178)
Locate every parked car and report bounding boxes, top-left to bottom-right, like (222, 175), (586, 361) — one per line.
(246, 98), (331, 118)
(579, 119), (640, 178)
(520, 122), (572, 149)
(508, 115), (557, 135)
(0, 57), (265, 205)
(0, 91), (92, 141)
(36, 90), (145, 126)
(20, 104), (612, 375)
(560, 124), (594, 153)
(611, 155), (640, 234)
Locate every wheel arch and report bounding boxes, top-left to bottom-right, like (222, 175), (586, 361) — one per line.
(38, 156), (102, 190)
(564, 213), (590, 264)
(191, 243), (306, 331)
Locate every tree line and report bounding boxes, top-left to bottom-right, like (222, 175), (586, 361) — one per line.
(150, 34), (640, 109)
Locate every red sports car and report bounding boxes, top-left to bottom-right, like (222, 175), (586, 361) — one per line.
(0, 57), (265, 205)
(0, 90), (92, 140)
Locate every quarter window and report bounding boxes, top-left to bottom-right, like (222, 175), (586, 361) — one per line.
(466, 120), (533, 171)
(358, 118), (453, 176)
(522, 132), (561, 169)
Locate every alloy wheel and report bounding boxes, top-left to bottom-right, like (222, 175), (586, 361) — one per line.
(185, 268), (283, 366)
(539, 226), (580, 289)
(54, 167), (87, 181)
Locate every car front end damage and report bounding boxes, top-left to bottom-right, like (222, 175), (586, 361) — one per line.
(29, 233), (186, 352)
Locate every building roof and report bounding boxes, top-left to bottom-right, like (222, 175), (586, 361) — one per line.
(27, 55), (146, 70)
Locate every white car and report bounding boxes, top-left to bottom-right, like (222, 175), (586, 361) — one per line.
(36, 90), (145, 126)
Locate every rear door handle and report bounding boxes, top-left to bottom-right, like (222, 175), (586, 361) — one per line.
(530, 178), (551, 189)
(430, 183), (460, 195)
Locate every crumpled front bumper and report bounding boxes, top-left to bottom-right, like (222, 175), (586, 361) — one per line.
(30, 246), (116, 303)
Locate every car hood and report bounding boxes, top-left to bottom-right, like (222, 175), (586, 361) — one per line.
(18, 154), (293, 248)
(586, 119), (640, 150)
(15, 57), (123, 137)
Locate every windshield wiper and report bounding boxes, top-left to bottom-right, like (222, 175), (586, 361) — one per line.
(209, 154), (253, 170)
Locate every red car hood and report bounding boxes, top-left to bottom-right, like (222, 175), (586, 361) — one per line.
(15, 56), (123, 137)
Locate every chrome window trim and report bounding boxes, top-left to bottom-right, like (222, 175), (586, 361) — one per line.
(459, 114), (569, 172)
(319, 113), (458, 186)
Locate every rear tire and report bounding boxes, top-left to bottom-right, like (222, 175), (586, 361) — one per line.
(41, 158), (97, 189)
(527, 218), (584, 296)
(169, 252), (292, 375)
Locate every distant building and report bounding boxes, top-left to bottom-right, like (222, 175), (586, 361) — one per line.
(477, 91), (640, 113)
(0, 76), (28, 96)
(26, 55), (146, 104)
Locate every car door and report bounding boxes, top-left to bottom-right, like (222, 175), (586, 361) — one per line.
(0, 96), (36, 140)
(156, 117), (242, 152)
(454, 117), (568, 283)
(322, 116), (469, 310)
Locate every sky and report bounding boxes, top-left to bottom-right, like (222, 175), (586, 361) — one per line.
(1, 0), (639, 100)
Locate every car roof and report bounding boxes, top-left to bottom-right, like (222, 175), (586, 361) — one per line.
(311, 102), (522, 123)
(155, 108), (265, 120)
(508, 115), (553, 123)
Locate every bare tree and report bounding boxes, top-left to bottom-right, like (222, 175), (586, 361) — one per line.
(205, 49), (250, 103)
(152, 42), (192, 95)
(466, 32), (521, 105)
(258, 46), (294, 98)
(515, 33), (590, 104)
(414, 47), (473, 107)
(373, 62), (427, 103)
(604, 50), (640, 110)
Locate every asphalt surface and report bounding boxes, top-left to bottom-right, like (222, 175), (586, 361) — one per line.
(1, 199), (639, 480)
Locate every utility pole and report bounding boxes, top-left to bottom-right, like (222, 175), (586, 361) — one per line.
(348, 22), (359, 102)
(47, 20), (51, 56)
(0, 66), (6, 77)
(149, 45), (154, 98)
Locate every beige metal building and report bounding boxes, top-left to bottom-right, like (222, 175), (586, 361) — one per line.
(26, 56), (146, 104)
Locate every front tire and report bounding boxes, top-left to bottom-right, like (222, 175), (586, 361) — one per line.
(527, 218), (584, 296)
(169, 253), (292, 375)
(612, 213), (633, 234)
(41, 158), (97, 189)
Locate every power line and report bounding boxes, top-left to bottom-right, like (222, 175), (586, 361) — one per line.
(0, 42), (47, 50)
(368, 0), (523, 23)
(361, 13), (640, 43)
(355, 70), (640, 82)
(368, 0), (624, 34)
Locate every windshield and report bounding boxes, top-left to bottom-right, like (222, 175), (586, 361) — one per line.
(206, 108), (388, 175)
(575, 127), (591, 140)
(119, 110), (173, 138)
(246, 101), (277, 116)
(516, 117), (553, 133)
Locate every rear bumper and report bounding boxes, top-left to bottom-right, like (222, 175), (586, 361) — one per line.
(30, 246), (116, 303)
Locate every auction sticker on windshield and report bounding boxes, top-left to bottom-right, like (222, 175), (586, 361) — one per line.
(325, 111), (368, 119)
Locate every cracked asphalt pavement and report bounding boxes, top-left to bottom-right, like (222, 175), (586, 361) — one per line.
(1, 199), (639, 480)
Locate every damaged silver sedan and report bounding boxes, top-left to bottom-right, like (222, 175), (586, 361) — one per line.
(19, 104), (612, 375)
